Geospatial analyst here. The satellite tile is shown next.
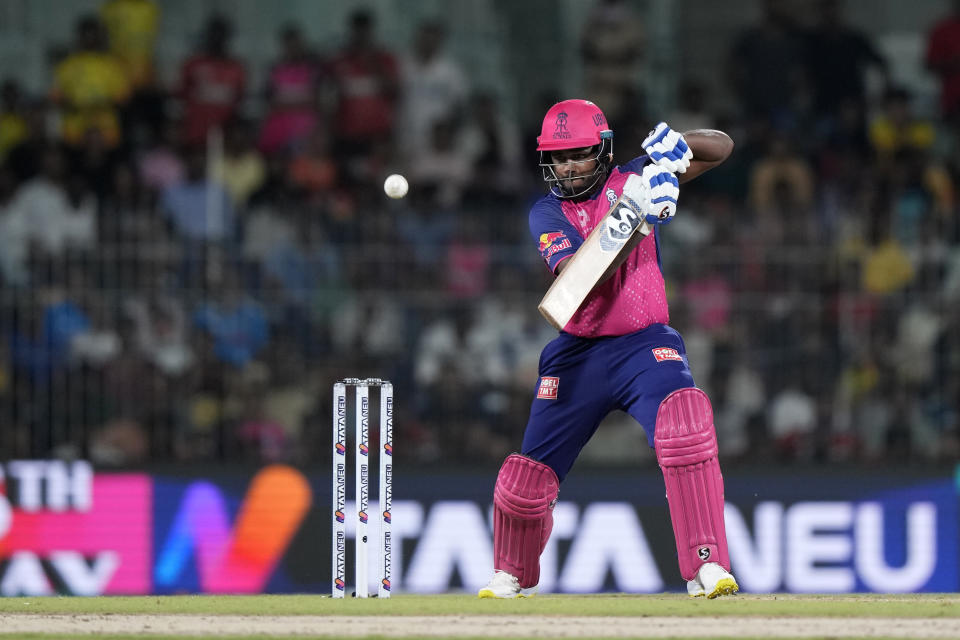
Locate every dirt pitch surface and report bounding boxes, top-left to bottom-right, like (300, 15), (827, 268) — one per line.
(1, 614), (959, 638)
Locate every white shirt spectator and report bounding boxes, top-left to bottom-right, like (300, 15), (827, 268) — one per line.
(768, 387), (817, 441)
(0, 177), (96, 284)
(398, 23), (468, 158)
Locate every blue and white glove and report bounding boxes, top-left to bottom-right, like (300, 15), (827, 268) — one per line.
(642, 122), (693, 174)
(622, 164), (679, 225)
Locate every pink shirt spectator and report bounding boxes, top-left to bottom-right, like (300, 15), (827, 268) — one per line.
(682, 275), (732, 332)
(139, 147), (184, 191)
(259, 61), (320, 154)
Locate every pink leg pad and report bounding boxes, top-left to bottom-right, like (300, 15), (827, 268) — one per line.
(493, 454), (559, 589)
(654, 387), (731, 581)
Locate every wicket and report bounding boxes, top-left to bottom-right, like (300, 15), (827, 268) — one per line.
(332, 378), (393, 598)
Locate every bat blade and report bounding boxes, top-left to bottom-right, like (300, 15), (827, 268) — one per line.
(538, 182), (651, 330)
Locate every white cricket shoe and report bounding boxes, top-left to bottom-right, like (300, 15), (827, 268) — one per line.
(477, 570), (537, 599)
(686, 562), (739, 599)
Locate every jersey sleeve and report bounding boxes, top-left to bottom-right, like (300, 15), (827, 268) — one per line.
(619, 155), (650, 175)
(528, 197), (582, 273)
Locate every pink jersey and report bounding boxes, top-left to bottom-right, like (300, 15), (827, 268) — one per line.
(529, 157), (669, 337)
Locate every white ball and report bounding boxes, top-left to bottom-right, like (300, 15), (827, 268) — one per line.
(383, 174), (409, 199)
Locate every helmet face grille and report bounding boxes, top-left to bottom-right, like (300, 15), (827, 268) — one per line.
(539, 137), (614, 199)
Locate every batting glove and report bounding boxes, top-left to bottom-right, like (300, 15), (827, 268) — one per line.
(622, 164), (679, 225)
(642, 122), (693, 174)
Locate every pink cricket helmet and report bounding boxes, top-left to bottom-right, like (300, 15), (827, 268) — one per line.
(537, 99), (612, 151)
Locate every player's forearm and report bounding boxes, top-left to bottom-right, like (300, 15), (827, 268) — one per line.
(686, 130), (733, 162)
(679, 129), (734, 183)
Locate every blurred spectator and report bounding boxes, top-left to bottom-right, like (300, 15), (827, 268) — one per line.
(159, 147), (235, 243)
(891, 303), (941, 386)
(0, 165), (16, 273)
(1, 147), (96, 285)
(748, 132), (815, 213)
(138, 120), (185, 192)
(242, 178), (344, 319)
(716, 353), (766, 458)
(414, 306), (477, 386)
(210, 118), (266, 208)
(232, 365), (290, 462)
(398, 20), (468, 160)
(50, 15), (130, 149)
(10, 291), (90, 380)
(728, 0), (805, 124)
(89, 418), (149, 466)
(329, 294), (406, 360)
(124, 292), (194, 377)
(869, 87), (935, 159)
(665, 79), (716, 134)
(193, 267), (269, 368)
(100, 0), (159, 91)
(682, 269), (732, 333)
(100, 0), (163, 141)
(579, 0), (645, 124)
(768, 382), (818, 460)
(242, 181), (298, 268)
(287, 128), (338, 199)
(68, 127), (123, 198)
(178, 14), (246, 146)
(925, 0), (960, 121)
(69, 289), (122, 368)
(6, 105), (55, 184)
(0, 80), (28, 161)
(444, 218), (491, 299)
(99, 164), (165, 289)
(861, 213), (914, 295)
(802, 0), (887, 121)
(889, 147), (955, 236)
(259, 25), (322, 155)
(407, 118), (471, 209)
(460, 91), (523, 204)
(327, 9), (398, 184)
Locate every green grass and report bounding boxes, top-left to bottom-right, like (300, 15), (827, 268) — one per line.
(0, 594), (957, 640)
(0, 593), (957, 618)
(1, 637), (950, 640)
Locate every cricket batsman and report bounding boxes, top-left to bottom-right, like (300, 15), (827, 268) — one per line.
(478, 99), (738, 599)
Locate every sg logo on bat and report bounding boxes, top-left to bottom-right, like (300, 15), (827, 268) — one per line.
(599, 203), (642, 253)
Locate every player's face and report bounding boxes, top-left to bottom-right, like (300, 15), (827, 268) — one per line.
(550, 146), (598, 193)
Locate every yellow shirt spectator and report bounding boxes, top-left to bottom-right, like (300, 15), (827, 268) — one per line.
(100, 0), (159, 89)
(0, 112), (27, 160)
(862, 238), (914, 295)
(52, 51), (130, 147)
(211, 152), (266, 208)
(869, 117), (935, 155)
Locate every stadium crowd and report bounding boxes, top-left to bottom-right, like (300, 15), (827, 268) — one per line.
(0, 0), (957, 469)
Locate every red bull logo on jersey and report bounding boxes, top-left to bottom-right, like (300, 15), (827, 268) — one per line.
(539, 232), (572, 260)
(537, 376), (559, 400)
(652, 347), (683, 362)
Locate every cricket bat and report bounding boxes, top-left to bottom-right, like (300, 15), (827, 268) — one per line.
(538, 174), (651, 330)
